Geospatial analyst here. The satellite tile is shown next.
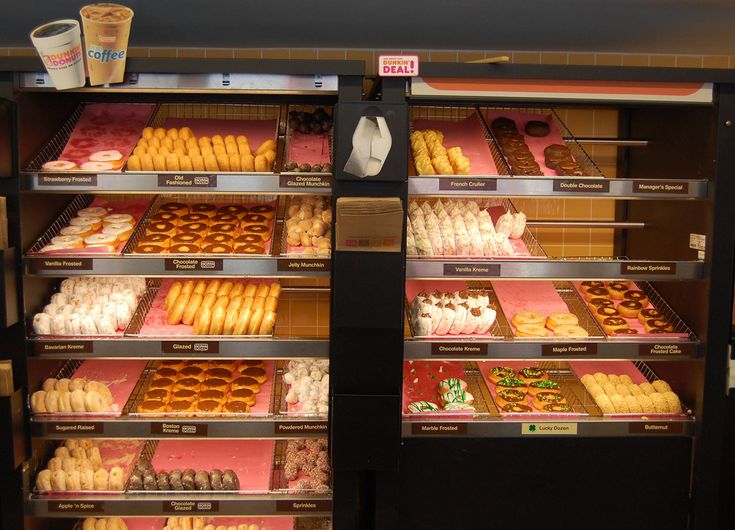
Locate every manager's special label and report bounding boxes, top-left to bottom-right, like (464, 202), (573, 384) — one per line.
(38, 174), (98, 187)
(410, 423), (468, 435)
(161, 341), (219, 354)
(274, 421), (328, 435)
(158, 174), (217, 188)
(553, 179), (610, 193)
(639, 343), (694, 356)
(438, 178), (496, 191)
(431, 343), (488, 356)
(542, 343), (598, 356)
(277, 258), (330, 272)
(279, 174), (331, 189)
(46, 422), (104, 435)
(31, 258), (93, 272)
(620, 262), (676, 275)
(34, 341), (93, 354)
(629, 422), (684, 434)
(521, 423), (578, 435)
(276, 500), (333, 512)
(151, 423), (208, 436)
(443, 263), (500, 277)
(48, 501), (104, 513)
(164, 258), (223, 272)
(163, 500), (219, 513)
(633, 180), (689, 195)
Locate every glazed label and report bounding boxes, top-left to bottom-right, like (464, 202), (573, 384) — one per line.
(639, 343), (695, 356)
(274, 421), (329, 435)
(46, 422), (104, 435)
(34, 341), (93, 354)
(552, 179), (610, 193)
(163, 500), (219, 513)
(158, 174), (217, 188)
(621, 262), (677, 275)
(633, 181), (689, 194)
(443, 263), (500, 277)
(164, 258), (223, 272)
(38, 174), (98, 187)
(276, 500), (333, 512)
(542, 343), (597, 356)
(279, 174), (331, 189)
(48, 501), (104, 513)
(431, 343), (488, 356)
(31, 258), (93, 271)
(438, 178), (497, 191)
(410, 423), (468, 435)
(629, 422), (684, 434)
(277, 259), (331, 272)
(161, 341), (219, 354)
(521, 423), (578, 435)
(151, 423), (208, 436)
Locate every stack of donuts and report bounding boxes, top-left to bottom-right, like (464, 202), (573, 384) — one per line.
(488, 366), (573, 413)
(40, 204), (138, 253)
(81, 518), (129, 530)
(134, 201), (275, 255)
(491, 117), (543, 176)
(32, 277), (146, 336)
(283, 359), (330, 414)
(284, 195), (332, 256)
(164, 518), (263, 530)
(30, 377), (113, 414)
(128, 460), (239, 491)
(511, 310), (588, 338)
(580, 372), (682, 415)
(35, 439), (125, 492)
(284, 438), (331, 493)
(164, 280), (280, 336)
(127, 127), (276, 173)
(410, 129), (470, 175)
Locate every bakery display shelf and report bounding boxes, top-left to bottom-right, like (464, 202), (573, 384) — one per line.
(70, 519), (329, 530)
(402, 362), (695, 438)
(280, 105), (334, 180)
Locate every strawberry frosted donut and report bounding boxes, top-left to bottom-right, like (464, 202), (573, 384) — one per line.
(102, 213), (133, 226)
(41, 160), (76, 171)
(89, 150), (123, 162)
(77, 206), (109, 218)
(80, 161), (114, 171)
(51, 235), (84, 248)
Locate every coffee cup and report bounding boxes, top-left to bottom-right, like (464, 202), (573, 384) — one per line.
(30, 19), (85, 90)
(79, 3), (134, 86)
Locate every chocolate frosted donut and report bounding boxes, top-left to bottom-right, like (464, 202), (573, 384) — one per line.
(169, 243), (201, 254)
(222, 469), (239, 490)
(204, 233), (233, 245)
(211, 213), (239, 224)
(134, 244), (165, 254)
(524, 120), (550, 137)
(249, 204), (275, 217)
(202, 243), (233, 254)
(172, 233), (202, 245)
(586, 287), (610, 298)
(150, 212), (179, 224)
(179, 222), (208, 233)
(180, 213), (209, 224)
(194, 470), (210, 490)
(235, 233), (265, 245)
(588, 298), (614, 309)
(242, 213), (268, 225)
(234, 244), (265, 255)
(160, 202), (188, 214)
(147, 221), (175, 234)
(191, 204), (217, 217)
(218, 205), (248, 217)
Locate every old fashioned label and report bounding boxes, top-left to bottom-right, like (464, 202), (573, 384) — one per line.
(48, 501), (104, 513)
(38, 174), (98, 187)
(443, 263), (500, 277)
(438, 178), (497, 191)
(279, 174), (331, 189)
(275, 421), (329, 435)
(34, 341), (93, 354)
(46, 422), (104, 435)
(621, 262), (677, 275)
(161, 341), (219, 354)
(552, 179), (610, 193)
(639, 343), (695, 356)
(158, 174), (217, 188)
(410, 423), (468, 435)
(31, 258), (93, 272)
(633, 180), (689, 195)
(277, 258), (330, 272)
(629, 422), (684, 434)
(431, 343), (488, 356)
(163, 500), (219, 513)
(521, 423), (578, 435)
(542, 343), (598, 356)
(150, 423), (208, 436)
(164, 258), (223, 272)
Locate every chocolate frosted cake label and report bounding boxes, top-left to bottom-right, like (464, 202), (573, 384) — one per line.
(438, 178), (496, 191)
(38, 174), (98, 187)
(431, 343), (487, 356)
(158, 174), (217, 188)
(31, 258), (94, 272)
(151, 423), (208, 436)
(443, 263), (500, 277)
(46, 422), (104, 435)
(279, 174), (331, 189)
(164, 258), (223, 272)
(48, 501), (104, 513)
(552, 179), (609, 193)
(639, 343), (695, 356)
(163, 500), (219, 513)
(621, 262), (676, 275)
(633, 181), (689, 195)
(542, 343), (597, 356)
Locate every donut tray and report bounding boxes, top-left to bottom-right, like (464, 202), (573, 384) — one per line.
(277, 363), (329, 418)
(280, 195), (332, 258)
(281, 104), (334, 177)
(71, 518), (312, 530)
(271, 440), (332, 494)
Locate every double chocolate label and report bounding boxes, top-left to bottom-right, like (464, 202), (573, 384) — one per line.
(31, 258), (93, 272)
(151, 423), (208, 436)
(639, 343), (695, 356)
(542, 343), (597, 356)
(164, 258), (223, 272)
(443, 263), (500, 277)
(431, 343), (488, 356)
(553, 179), (610, 193)
(279, 174), (331, 189)
(438, 178), (497, 191)
(34, 341), (93, 354)
(161, 341), (219, 354)
(48, 501), (104, 513)
(46, 422), (104, 435)
(410, 423), (468, 435)
(276, 500), (333, 512)
(629, 422), (684, 434)
(277, 259), (330, 272)
(633, 180), (689, 195)
(158, 174), (217, 188)
(38, 174), (98, 187)
(274, 421), (328, 435)
(163, 500), (219, 513)
(620, 262), (677, 275)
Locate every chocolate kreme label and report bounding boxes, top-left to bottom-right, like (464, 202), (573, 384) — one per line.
(431, 343), (487, 356)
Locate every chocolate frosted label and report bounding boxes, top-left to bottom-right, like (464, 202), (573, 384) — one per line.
(31, 258), (93, 272)
(275, 421), (329, 435)
(629, 422), (684, 434)
(158, 174), (217, 188)
(431, 343), (487, 356)
(542, 343), (597, 356)
(553, 179), (609, 193)
(46, 422), (104, 435)
(633, 181), (689, 194)
(38, 174), (98, 187)
(279, 175), (331, 189)
(639, 343), (695, 356)
(277, 259), (330, 272)
(621, 262), (676, 275)
(34, 341), (93, 354)
(151, 423), (208, 436)
(438, 178), (497, 191)
(164, 258), (223, 272)
(410, 423), (468, 435)
(163, 500), (219, 513)
(48, 501), (104, 513)
(161, 341), (219, 354)
(276, 500), (333, 512)
(443, 263), (500, 277)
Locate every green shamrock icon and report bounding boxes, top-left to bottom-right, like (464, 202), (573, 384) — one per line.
(529, 424), (537, 432)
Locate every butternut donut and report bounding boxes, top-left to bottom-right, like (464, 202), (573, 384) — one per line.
(247, 307), (264, 335)
(134, 244), (166, 254)
(172, 233), (203, 245)
(511, 311), (545, 327)
(259, 310), (276, 335)
(146, 221), (176, 237)
(202, 243), (233, 254)
(170, 243), (201, 254)
(160, 202), (188, 215)
(193, 305), (212, 335)
(234, 244), (264, 254)
(182, 293), (203, 326)
(204, 233), (234, 245)
(242, 213), (269, 225)
(515, 324), (549, 337)
(167, 292), (191, 325)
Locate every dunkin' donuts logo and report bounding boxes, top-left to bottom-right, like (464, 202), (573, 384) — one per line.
(87, 44), (126, 63)
(43, 44), (82, 67)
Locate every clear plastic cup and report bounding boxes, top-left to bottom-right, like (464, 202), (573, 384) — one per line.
(30, 19), (85, 90)
(79, 3), (134, 86)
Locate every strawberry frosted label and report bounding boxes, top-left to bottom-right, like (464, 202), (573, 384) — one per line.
(379, 55), (419, 77)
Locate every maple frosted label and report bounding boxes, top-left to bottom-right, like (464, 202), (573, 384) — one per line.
(276, 500), (333, 512)
(38, 174), (98, 187)
(161, 341), (219, 354)
(32, 258), (93, 271)
(275, 421), (328, 434)
(553, 179), (609, 193)
(443, 263), (500, 277)
(431, 343), (487, 356)
(34, 341), (93, 354)
(163, 500), (219, 513)
(151, 423), (208, 436)
(633, 181), (689, 194)
(542, 343), (597, 356)
(378, 55), (419, 77)
(277, 259), (331, 272)
(410, 423), (468, 435)
(639, 343), (695, 356)
(438, 178), (497, 191)
(48, 501), (104, 513)
(521, 423), (578, 435)
(46, 422), (104, 435)
(621, 262), (676, 275)
(164, 258), (223, 271)
(629, 422), (684, 434)
(158, 174), (217, 188)
(279, 174), (331, 189)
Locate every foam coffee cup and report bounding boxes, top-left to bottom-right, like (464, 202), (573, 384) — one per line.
(30, 19), (85, 90)
(79, 3), (134, 86)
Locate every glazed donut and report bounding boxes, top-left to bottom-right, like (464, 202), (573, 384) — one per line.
(259, 310), (276, 335)
(233, 306), (252, 335)
(173, 233), (203, 245)
(51, 235), (84, 248)
(251, 296), (265, 311)
(164, 281), (183, 310)
(170, 243), (201, 254)
(69, 216), (103, 231)
(51, 469), (67, 491)
(84, 390), (108, 412)
(134, 244), (166, 254)
(515, 324), (549, 337)
(31, 390), (47, 413)
(193, 281), (207, 295)
(168, 292), (192, 325)
(66, 469), (81, 490)
(60, 225), (93, 238)
(242, 213), (269, 225)
(217, 281), (234, 297)
(223, 303), (243, 335)
(204, 233), (233, 245)
(160, 202), (189, 215)
(243, 284), (257, 298)
(93, 468), (109, 490)
(44, 390), (60, 413)
(36, 469), (52, 492)
(183, 281), (197, 293)
(102, 223), (133, 241)
(182, 293), (203, 326)
(209, 302), (227, 335)
(146, 221), (176, 237)
(249, 204), (276, 219)
(553, 324), (589, 337)
(255, 284), (269, 298)
(203, 244), (233, 254)
(193, 305), (213, 335)
(247, 307), (264, 335)
(109, 466), (124, 490)
(545, 312), (578, 331)
(511, 311), (545, 327)
(42, 160), (76, 171)
(229, 283), (244, 298)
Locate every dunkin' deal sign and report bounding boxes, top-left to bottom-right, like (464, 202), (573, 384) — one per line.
(379, 55), (419, 77)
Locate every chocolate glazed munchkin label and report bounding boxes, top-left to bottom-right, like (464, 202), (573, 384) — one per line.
(431, 343), (488, 356)
(552, 179), (609, 193)
(620, 262), (677, 275)
(164, 258), (223, 272)
(542, 343), (598, 356)
(279, 174), (331, 189)
(163, 500), (219, 513)
(438, 178), (497, 191)
(633, 180), (689, 195)
(48, 501), (104, 513)
(158, 174), (217, 188)
(161, 341), (219, 354)
(38, 174), (98, 187)
(443, 263), (500, 277)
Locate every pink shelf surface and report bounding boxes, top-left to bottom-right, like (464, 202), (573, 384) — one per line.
(107, 519), (294, 530)
(286, 130), (331, 166)
(151, 440), (275, 493)
(412, 113), (498, 175)
(121, 520), (167, 530)
(491, 281), (571, 336)
(402, 361), (471, 416)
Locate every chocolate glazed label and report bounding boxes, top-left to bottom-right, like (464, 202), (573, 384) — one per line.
(158, 174), (217, 188)
(163, 500), (219, 513)
(38, 174), (98, 187)
(438, 178), (497, 191)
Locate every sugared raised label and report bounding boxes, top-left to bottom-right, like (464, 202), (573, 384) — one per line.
(633, 181), (689, 194)
(410, 423), (468, 435)
(46, 422), (104, 435)
(443, 263), (500, 277)
(151, 423), (208, 436)
(639, 343), (694, 356)
(431, 343), (488, 356)
(521, 422), (578, 435)
(164, 258), (223, 272)
(161, 341), (219, 354)
(158, 174), (217, 188)
(163, 500), (219, 513)
(279, 174), (331, 189)
(31, 258), (93, 271)
(621, 262), (677, 275)
(48, 501), (104, 513)
(438, 178), (497, 191)
(276, 500), (333, 512)
(277, 258), (330, 272)
(542, 343), (597, 356)
(553, 179), (610, 193)
(629, 422), (684, 434)
(34, 341), (93, 354)
(275, 421), (328, 435)
(38, 174), (98, 187)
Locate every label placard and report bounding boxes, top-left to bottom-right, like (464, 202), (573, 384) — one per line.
(378, 54), (419, 77)
(410, 423), (468, 436)
(431, 343), (488, 356)
(276, 500), (333, 512)
(31, 258), (93, 272)
(158, 174), (217, 188)
(633, 181), (689, 195)
(39, 174), (98, 187)
(164, 258), (223, 272)
(552, 179), (610, 193)
(46, 422), (104, 435)
(438, 178), (497, 191)
(621, 262), (677, 275)
(443, 263), (500, 277)
(151, 423), (208, 436)
(161, 341), (219, 354)
(163, 500), (219, 513)
(34, 341), (93, 354)
(521, 423), (578, 435)
(542, 343), (597, 356)
(274, 421), (329, 435)
(629, 422), (684, 434)
(279, 174), (331, 189)
(639, 343), (695, 356)
(277, 259), (330, 272)
(48, 501), (104, 513)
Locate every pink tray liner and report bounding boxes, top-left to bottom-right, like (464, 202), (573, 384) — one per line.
(477, 360), (584, 417)
(138, 279), (279, 337)
(412, 114), (499, 175)
(484, 110), (570, 177)
(401, 360), (469, 415)
(38, 359), (148, 418)
(405, 279), (500, 339)
(287, 131), (331, 166)
(34, 197), (153, 255)
(572, 281), (687, 339)
(151, 440), (275, 493)
(57, 103), (155, 170)
(491, 281), (571, 336)
(122, 519), (294, 530)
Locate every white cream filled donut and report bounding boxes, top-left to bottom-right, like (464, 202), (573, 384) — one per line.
(80, 161), (114, 171)
(69, 216), (102, 231)
(77, 207), (108, 218)
(101, 223), (133, 241)
(41, 160), (76, 171)
(102, 214), (133, 226)
(84, 233), (118, 247)
(89, 150), (123, 162)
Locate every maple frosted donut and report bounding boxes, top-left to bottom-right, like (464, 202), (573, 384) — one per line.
(42, 160), (76, 171)
(80, 161), (114, 171)
(515, 323), (548, 337)
(511, 311), (545, 327)
(553, 324), (589, 337)
(102, 223), (133, 241)
(84, 233), (118, 247)
(90, 150), (123, 163)
(51, 235), (84, 248)
(546, 312), (578, 330)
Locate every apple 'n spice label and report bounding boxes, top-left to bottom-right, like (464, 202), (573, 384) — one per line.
(48, 501), (104, 513)
(38, 174), (98, 187)
(34, 341), (93, 354)
(277, 259), (331, 272)
(633, 181), (689, 195)
(275, 500), (333, 512)
(431, 343), (488, 356)
(552, 179), (610, 193)
(164, 258), (223, 272)
(443, 263), (500, 277)
(639, 343), (695, 356)
(542, 343), (598, 356)
(46, 422), (104, 435)
(279, 174), (331, 189)
(620, 262), (677, 275)
(410, 423), (468, 435)
(163, 501), (219, 513)
(438, 178), (497, 191)
(274, 421), (328, 435)
(629, 422), (684, 434)
(31, 258), (93, 272)
(150, 423), (208, 436)
(161, 341), (219, 354)
(158, 174), (217, 188)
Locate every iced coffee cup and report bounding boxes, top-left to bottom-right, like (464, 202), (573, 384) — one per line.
(79, 3), (134, 86)
(30, 19), (85, 90)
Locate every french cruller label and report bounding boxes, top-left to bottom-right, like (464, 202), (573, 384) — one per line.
(438, 178), (497, 191)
